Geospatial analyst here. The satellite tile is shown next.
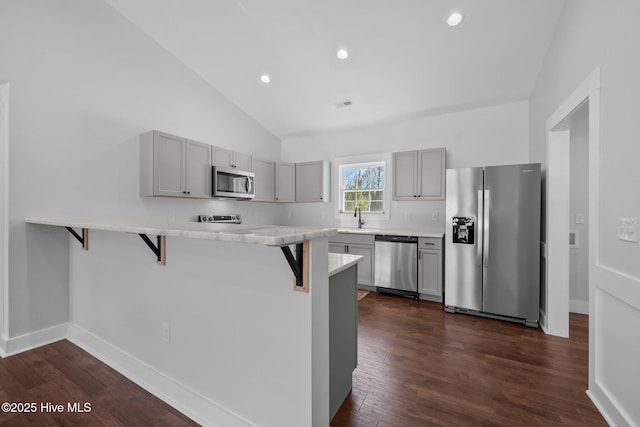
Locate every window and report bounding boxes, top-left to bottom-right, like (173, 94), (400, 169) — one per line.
(339, 162), (385, 213)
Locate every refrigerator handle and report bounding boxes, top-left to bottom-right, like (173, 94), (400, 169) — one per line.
(484, 190), (490, 267)
(477, 190), (483, 267)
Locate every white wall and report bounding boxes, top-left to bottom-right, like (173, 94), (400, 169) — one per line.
(0, 0), (280, 339)
(569, 104), (589, 314)
(68, 233), (329, 427)
(530, 1), (640, 425)
(0, 81), (8, 348)
(281, 100), (531, 231)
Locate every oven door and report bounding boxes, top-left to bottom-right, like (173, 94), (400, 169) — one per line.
(213, 167), (255, 199)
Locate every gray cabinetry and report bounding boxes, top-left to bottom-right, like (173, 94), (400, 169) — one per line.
(252, 158), (276, 202)
(393, 147), (446, 200)
(140, 130), (211, 198)
(295, 160), (330, 202)
(275, 162), (296, 202)
(212, 146), (252, 171)
(329, 263), (357, 420)
(329, 234), (374, 288)
(418, 237), (443, 302)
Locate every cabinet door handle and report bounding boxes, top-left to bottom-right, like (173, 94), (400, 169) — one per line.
(418, 251), (421, 260)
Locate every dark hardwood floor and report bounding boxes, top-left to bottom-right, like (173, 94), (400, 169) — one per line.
(332, 292), (607, 427)
(0, 293), (607, 427)
(0, 340), (199, 426)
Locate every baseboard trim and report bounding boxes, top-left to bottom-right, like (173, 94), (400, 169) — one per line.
(539, 308), (548, 334)
(68, 324), (255, 427)
(570, 299), (589, 315)
(587, 388), (631, 427)
(0, 323), (68, 357)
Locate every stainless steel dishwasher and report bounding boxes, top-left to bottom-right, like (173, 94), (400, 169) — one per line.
(374, 235), (418, 299)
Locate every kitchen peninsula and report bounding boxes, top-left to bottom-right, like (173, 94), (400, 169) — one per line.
(25, 217), (341, 427)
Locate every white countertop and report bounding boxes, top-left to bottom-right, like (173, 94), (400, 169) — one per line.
(328, 253), (363, 277)
(337, 227), (444, 239)
(25, 217), (337, 246)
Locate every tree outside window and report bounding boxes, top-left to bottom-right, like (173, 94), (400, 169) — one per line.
(341, 163), (384, 213)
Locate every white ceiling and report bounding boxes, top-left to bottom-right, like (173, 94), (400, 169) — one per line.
(104, 0), (565, 139)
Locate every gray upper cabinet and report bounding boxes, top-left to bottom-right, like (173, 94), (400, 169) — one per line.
(252, 158), (276, 202)
(393, 147), (446, 200)
(212, 146), (252, 171)
(275, 162), (296, 203)
(295, 160), (331, 202)
(140, 130), (211, 198)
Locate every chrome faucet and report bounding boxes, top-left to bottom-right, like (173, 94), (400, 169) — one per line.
(354, 207), (365, 229)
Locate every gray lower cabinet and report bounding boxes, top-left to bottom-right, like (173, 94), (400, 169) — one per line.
(329, 264), (357, 420)
(140, 130), (212, 198)
(418, 237), (443, 302)
(329, 234), (374, 288)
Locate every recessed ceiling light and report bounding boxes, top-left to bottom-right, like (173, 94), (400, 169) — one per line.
(447, 12), (463, 27)
(336, 49), (349, 60)
(260, 74), (271, 84)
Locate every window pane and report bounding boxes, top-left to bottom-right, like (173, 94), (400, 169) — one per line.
(359, 167), (372, 189)
(356, 191), (370, 211)
(344, 201), (356, 212)
(344, 168), (357, 189)
(370, 201), (384, 212)
(373, 167), (384, 189)
(341, 163), (384, 214)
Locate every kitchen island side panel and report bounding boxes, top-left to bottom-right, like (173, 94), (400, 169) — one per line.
(68, 230), (329, 427)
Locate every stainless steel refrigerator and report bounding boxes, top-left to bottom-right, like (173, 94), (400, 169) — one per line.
(444, 163), (541, 327)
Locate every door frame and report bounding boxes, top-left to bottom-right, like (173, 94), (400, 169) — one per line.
(0, 80), (9, 348)
(545, 68), (600, 337)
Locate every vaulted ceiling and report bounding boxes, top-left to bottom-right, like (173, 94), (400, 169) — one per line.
(105, 0), (565, 138)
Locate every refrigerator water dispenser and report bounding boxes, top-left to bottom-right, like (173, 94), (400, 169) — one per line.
(452, 217), (475, 244)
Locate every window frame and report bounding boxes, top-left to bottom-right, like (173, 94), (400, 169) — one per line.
(334, 153), (391, 221)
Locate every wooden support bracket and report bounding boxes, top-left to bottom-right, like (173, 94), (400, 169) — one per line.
(138, 234), (166, 266)
(280, 240), (309, 293)
(65, 227), (89, 250)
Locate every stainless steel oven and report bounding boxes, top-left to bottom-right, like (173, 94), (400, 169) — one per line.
(212, 167), (255, 199)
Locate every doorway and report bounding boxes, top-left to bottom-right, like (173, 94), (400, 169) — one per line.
(545, 68), (600, 337)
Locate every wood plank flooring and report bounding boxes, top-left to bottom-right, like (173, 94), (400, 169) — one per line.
(0, 293), (606, 426)
(0, 340), (199, 426)
(331, 292), (607, 427)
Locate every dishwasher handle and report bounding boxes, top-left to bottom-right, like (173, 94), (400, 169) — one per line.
(374, 235), (418, 243)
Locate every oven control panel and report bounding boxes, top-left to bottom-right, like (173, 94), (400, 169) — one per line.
(199, 214), (242, 224)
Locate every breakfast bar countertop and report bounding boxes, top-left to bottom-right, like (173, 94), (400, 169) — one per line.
(25, 217), (338, 246)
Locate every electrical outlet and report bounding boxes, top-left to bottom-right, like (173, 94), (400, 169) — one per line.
(575, 213), (585, 224)
(618, 218), (638, 243)
(432, 212), (438, 221)
(162, 323), (171, 343)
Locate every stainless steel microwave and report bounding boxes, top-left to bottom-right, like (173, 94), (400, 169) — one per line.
(212, 166), (255, 199)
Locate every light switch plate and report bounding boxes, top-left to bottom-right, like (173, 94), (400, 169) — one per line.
(432, 212), (438, 221)
(575, 213), (585, 224)
(618, 218), (639, 243)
